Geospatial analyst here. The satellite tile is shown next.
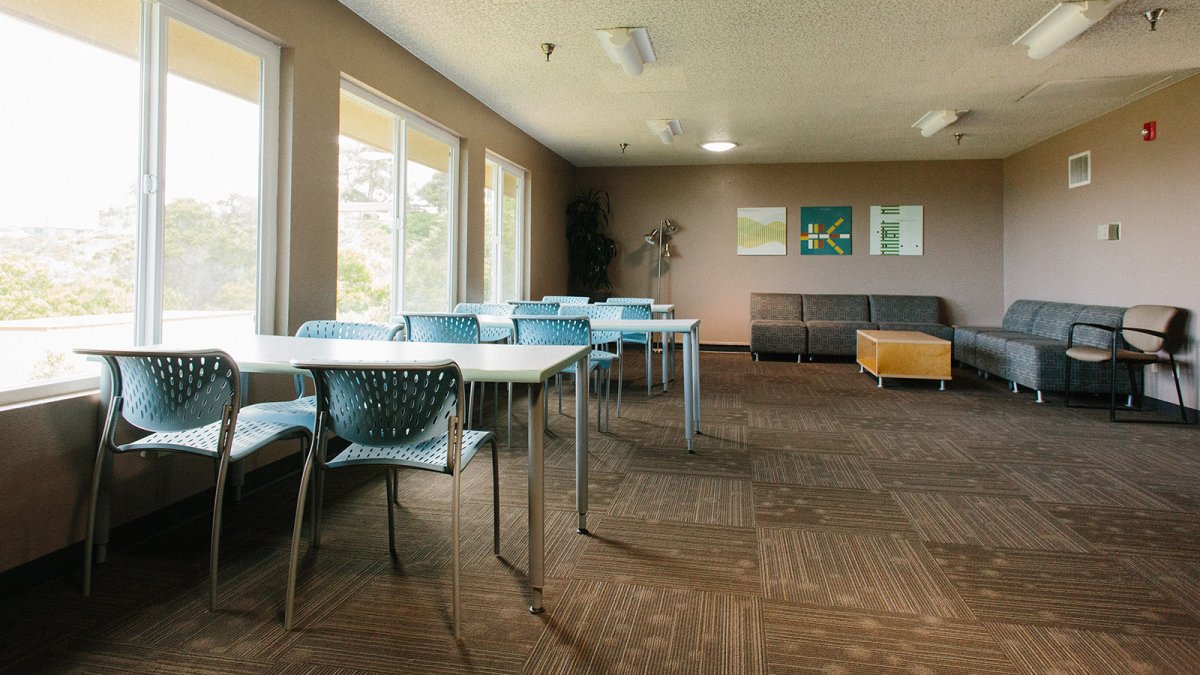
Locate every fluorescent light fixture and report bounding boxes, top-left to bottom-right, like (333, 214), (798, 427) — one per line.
(595, 27), (656, 76)
(647, 119), (682, 144)
(701, 141), (737, 152)
(1013, 0), (1124, 59)
(912, 110), (962, 137)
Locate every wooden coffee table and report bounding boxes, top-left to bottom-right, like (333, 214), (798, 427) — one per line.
(856, 330), (951, 390)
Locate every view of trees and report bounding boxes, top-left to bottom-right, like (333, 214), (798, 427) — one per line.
(336, 136), (453, 320)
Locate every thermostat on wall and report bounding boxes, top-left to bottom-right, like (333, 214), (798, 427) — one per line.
(1097, 222), (1120, 241)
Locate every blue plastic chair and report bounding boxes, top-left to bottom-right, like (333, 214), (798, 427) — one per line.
(74, 348), (311, 610)
(453, 303), (513, 343)
(241, 320), (402, 428)
(508, 300), (560, 316)
(605, 301), (656, 397)
(284, 360), (498, 638)
(559, 303), (623, 426)
(402, 312), (481, 343)
(541, 295), (590, 305)
(513, 316), (612, 432)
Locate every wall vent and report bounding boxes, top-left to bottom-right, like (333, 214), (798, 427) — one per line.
(1068, 150), (1091, 188)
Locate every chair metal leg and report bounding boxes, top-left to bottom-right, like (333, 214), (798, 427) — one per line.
(1064, 356), (1074, 408)
(451, 452), (463, 640)
(385, 471), (396, 554)
(604, 368), (612, 432)
(82, 401), (119, 598)
(209, 453), (232, 611)
(285, 437), (319, 631)
(1170, 354), (1189, 422)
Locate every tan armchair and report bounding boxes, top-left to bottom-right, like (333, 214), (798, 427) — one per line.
(1064, 304), (1189, 423)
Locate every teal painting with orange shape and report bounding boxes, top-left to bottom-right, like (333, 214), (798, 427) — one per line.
(799, 206), (852, 255)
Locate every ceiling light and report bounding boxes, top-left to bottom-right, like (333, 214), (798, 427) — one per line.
(701, 141), (737, 152)
(595, 27), (656, 76)
(912, 110), (962, 137)
(1013, 0), (1124, 59)
(647, 119), (682, 144)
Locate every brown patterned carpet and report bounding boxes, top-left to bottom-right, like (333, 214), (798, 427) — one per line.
(3, 352), (1200, 673)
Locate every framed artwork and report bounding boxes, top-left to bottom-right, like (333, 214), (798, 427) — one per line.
(737, 207), (787, 255)
(870, 205), (923, 255)
(799, 206), (852, 255)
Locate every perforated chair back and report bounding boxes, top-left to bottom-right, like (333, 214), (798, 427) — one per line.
(296, 320), (401, 341)
(453, 303), (512, 342)
(403, 313), (481, 344)
(512, 316), (590, 347)
(610, 302), (653, 320)
(542, 295), (590, 305)
(101, 350), (239, 433)
(606, 297), (655, 305)
(1122, 305), (1178, 353)
(559, 303), (622, 345)
(509, 300), (560, 316)
(288, 320), (401, 396)
(306, 361), (462, 448)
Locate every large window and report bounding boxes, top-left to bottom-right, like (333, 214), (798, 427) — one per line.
(337, 84), (459, 321)
(483, 154), (527, 303)
(0, 0), (279, 404)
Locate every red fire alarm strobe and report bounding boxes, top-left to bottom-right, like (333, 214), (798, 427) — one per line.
(1142, 121), (1157, 141)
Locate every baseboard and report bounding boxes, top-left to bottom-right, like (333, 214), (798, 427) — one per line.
(0, 453), (303, 599)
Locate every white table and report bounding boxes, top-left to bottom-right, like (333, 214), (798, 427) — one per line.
(83, 335), (589, 615)
(479, 316), (703, 452)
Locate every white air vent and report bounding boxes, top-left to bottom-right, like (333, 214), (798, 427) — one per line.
(1068, 151), (1091, 189)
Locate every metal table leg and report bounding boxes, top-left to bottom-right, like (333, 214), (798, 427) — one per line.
(527, 381), (545, 614)
(575, 354), (590, 535)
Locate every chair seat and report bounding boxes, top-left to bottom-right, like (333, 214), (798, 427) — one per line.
(119, 417), (309, 461)
(326, 429), (495, 474)
(241, 396), (317, 427)
(563, 349), (616, 375)
(1066, 346), (1159, 364)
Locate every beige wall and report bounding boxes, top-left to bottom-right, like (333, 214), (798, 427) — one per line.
(577, 161), (1006, 344)
(0, 0), (574, 574)
(1003, 75), (1200, 408)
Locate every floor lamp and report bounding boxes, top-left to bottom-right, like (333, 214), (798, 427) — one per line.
(642, 219), (679, 301)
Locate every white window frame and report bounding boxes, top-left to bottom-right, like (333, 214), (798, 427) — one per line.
(340, 80), (461, 315)
(484, 152), (530, 303)
(0, 0), (280, 406)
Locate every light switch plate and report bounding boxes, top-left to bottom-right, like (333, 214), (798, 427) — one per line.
(1097, 222), (1120, 241)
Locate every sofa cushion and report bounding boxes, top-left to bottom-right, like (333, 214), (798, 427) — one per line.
(953, 326), (1007, 364)
(803, 294), (869, 322)
(1007, 337), (1135, 394)
(751, 293), (803, 321)
(750, 320), (807, 354)
(806, 320), (874, 356)
(975, 331), (1028, 377)
(1029, 303), (1086, 341)
(1001, 299), (1043, 332)
(869, 295), (940, 324)
(878, 322), (954, 342)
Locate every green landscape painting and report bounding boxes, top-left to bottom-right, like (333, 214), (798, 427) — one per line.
(737, 207), (787, 255)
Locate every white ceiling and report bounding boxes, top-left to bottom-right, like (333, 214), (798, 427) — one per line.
(338, 0), (1199, 167)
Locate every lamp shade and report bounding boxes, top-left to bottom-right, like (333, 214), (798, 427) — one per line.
(595, 27), (656, 76)
(912, 110), (961, 137)
(1013, 0), (1124, 59)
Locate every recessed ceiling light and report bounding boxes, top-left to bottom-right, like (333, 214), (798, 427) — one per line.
(701, 141), (737, 152)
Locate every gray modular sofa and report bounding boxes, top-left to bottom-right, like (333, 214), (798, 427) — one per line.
(750, 293), (953, 360)
(954, 299), (1134, 402)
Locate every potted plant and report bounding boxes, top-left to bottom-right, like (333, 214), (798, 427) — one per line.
(565, 189), (617, 301)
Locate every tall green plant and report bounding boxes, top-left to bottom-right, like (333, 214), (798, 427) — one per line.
(565, 189), (617, 293)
